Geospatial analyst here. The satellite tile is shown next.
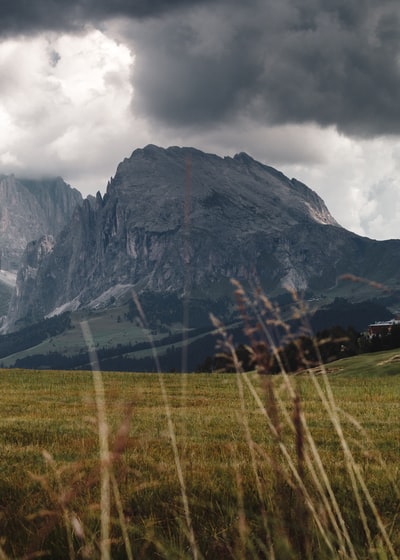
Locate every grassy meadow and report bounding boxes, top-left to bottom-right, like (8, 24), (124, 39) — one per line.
(0, 349), (399, 559)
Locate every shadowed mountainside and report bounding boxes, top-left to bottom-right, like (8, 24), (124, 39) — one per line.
(6, 145), (400, 332)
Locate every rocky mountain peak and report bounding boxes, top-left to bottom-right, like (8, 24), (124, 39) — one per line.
(233, 151), (255, 164)
(106, 145), (338, 230)
(7, 145), (400, 332)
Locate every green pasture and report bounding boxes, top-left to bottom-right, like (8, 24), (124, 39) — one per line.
(0, 352), (398, 559)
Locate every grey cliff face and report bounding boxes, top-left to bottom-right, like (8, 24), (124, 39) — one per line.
(19, 177), (82, 239)
(6, 235), (55, 328)
(6, 145), (400, 330)
(0, 175), (82, 271)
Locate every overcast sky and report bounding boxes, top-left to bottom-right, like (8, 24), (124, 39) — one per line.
(1, 0), (400, 240)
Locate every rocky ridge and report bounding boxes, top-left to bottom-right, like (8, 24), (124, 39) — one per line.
(6, 145), (400, 331)
(0, 175), (82, 272)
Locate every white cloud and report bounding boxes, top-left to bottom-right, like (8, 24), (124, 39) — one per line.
(0, 28), (142, 194)
(0, 151), (21, 166)
(277, 132), (400, 240)
(0, 26), (399, 241)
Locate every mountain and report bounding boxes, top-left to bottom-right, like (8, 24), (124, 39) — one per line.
(6, 145), (400, 333)
(0, 175), (83, 325)
(0, 175), (82, 272)
(18, 177), (83, 244)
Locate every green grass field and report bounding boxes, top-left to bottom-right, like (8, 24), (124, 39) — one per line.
(0, 350), (399, 559)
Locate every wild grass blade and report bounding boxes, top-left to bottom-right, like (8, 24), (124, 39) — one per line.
(132, 290), (200, 560)
(80, 320), (111, 560)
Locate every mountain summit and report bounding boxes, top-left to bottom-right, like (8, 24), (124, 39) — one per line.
(6, 145), (400, 330)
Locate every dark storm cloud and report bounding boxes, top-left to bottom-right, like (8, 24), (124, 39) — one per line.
(1, 0), (400, 137)
(0, 0), (211, 35)
(128, 0), (400, 137)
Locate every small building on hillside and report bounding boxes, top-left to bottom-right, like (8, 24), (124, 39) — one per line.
(367, 319), (400, 338)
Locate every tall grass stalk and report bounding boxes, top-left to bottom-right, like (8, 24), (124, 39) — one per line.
(236, 365), (274, 558)
(42, 450), (76, 560)
(225, 285), (355, 554)
(339, 408), (400, 504)
(131, 291), (200, 560)
(232, 443), (248, 557)
(211, 312), (337, 556)
(81, 320), (111, 560)
(1, 282), (399, 557)
(110, 471), (134, 560)
(212, 280), (399, 559)
(252, 300), (358, 557)
(307, 340), (398, 559)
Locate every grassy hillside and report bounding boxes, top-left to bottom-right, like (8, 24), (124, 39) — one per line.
(321, 346), (400, 377)
(0, 305), (166, 366)
(0, 356), (398, 559)
(0, 304), (236, 372)
(0, 282), (397, 372)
